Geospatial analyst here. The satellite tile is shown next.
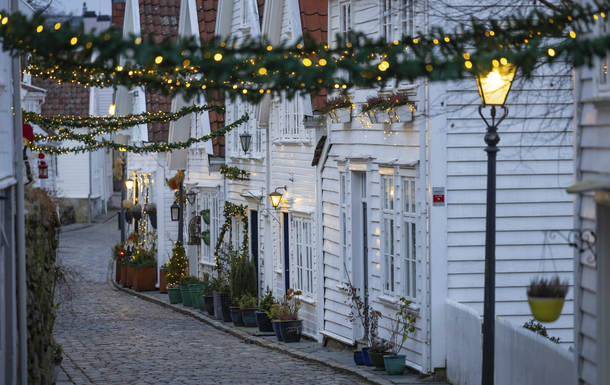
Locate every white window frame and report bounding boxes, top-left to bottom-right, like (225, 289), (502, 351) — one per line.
(381, 0), (393, 43)
(380, 168), (419, 300)
(340, 1), (352, 42)
(339, 171), (348, 283)
(227, 97), (264, 159)
(199, 191), (220, 265)
(400, 0), (414, 40)
(241, 0), (249, 27)
(292, 215), (314, 297)
(271, 93), (308, 144)
(232, 216), (243, 251)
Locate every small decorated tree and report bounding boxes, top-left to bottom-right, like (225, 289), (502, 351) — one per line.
(166, 241), (188, 287)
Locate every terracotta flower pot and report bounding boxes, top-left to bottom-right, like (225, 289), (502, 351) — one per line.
(133, 267), (156, 291)
(159, 270), (167, 293)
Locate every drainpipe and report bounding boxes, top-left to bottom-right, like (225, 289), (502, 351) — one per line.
(11, 20), (27, 385)
(88, 151), (92, 223)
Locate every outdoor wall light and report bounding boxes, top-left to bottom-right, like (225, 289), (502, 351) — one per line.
(240, 132), (252, 154)
(269, 186), (287, 209)
(185, 189), (197, 205)
(108, 104), (116, 116)
(170, 202), (180, 221)
(125, 179), (134, 190)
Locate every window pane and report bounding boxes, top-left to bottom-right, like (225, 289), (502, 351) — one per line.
(411, 180), (416, 213)
(404, 179), (410, 213)
(389, 178), (394, 210)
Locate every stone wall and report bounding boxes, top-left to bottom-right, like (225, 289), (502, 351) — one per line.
(24, 188), (60, 385)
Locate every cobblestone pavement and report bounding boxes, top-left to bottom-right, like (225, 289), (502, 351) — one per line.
(55, 219), (368, 385)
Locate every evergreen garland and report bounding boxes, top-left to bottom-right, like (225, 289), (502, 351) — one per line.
(214, 202), (249, 269)
(220, 165), (250, 180)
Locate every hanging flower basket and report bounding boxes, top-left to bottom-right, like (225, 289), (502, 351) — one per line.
(526, 276), (568, 323)
(201, 209), (210, 225)
(132, 204), (142, 221)
(320, 96), (353, 124)
(202, 230), (210, 246)
(388, 104), (413, 123)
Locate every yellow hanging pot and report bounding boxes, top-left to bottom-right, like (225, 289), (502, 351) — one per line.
(527, 297), (565, 323)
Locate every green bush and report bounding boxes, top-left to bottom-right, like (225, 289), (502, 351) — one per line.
(229, 248), (257, 304)
(166, 241), (188, 285)
(258, 287), (276, 313)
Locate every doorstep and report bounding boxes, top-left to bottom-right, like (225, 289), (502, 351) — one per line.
(113, 282), (448, 385)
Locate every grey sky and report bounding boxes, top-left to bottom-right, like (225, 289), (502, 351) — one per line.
(55, 0), (111, 17)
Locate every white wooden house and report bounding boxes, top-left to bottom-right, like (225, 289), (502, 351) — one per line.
(569, 5), (610, 384)
(319, 0), (575, 375)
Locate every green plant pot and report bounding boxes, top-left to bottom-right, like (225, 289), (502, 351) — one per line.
(202, 210), (210, 224)
(180, 284), (193, 307)
(202, 231), (210, 245)
(528, 297), (565, 323)
(167, 287), (182, 304)
(189, 284), (203, 309)
(384, 355), (406, 375)
(368, 352), (391, 371)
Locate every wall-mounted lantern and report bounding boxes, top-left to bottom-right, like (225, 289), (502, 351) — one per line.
(269, 186), (287, 209)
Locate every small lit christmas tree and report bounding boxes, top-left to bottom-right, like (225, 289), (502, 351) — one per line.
(166, 241), (188, 286)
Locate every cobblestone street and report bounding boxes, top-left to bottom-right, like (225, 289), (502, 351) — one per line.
(55, 219), (368, 385)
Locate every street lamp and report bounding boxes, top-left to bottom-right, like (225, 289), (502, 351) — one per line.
(170, 202), (180, 221)
(240, 132), (252, 154)
(475, 60), (517, 385)
(269, 186), (287, 209)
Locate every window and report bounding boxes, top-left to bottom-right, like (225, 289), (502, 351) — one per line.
(241, 0), (249, 26)
(382, 176), (395, 292)
(381, 0), (392, 42)
(600, 21), (610, 88)
(271, 93), (306, 142)
(232, 217), (243, 251)
(340, 1), (351, 42)
(227, 97), (264, 158)
(402, 178), (417, 300)
(200, 193), (219, 264)
(400, 0), (414, 39)
(382, 172), (418, 298)
(293, 216), (314, 295)
(340, 172), (348, 282)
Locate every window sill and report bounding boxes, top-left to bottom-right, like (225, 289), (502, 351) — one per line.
(299, 296), (316, 307)
(273, 139), (311, 146)
(377, 295), (420, 315)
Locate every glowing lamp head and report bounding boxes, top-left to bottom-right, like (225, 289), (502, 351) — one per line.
(108, 104), (116, 116)
(475, 62), (517, 106)
(125, 179), (134, 190)
(269, 186), (287, 209)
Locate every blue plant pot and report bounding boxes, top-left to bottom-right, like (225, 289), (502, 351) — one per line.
(272, 321), (283, 341)
(383, 355), (406, 375)
(362, 347), (374, 366)
(353, 351), (365, 366)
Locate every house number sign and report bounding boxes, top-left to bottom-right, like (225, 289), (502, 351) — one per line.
(433, 187), (445, 207)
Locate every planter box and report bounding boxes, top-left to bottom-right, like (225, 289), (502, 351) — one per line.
(388, 105), (413, 123)
(329, 108), (352, 124)
(115, 261), (121, 283)
(122, 266), (133, 288)
(365, 109), (390, 124)
(133, 267), (156, 291)
(203, 295), (215, 316)
(159, 270), (167, 293)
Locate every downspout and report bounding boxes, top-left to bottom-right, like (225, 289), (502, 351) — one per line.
(423, 0), (432, 374)
(11, 17), (27, 385)
(88, 151), (92, 223)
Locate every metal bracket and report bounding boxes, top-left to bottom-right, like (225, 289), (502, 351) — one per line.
(548, 229), (597, 265)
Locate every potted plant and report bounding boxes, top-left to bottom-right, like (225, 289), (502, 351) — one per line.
(387, 91), (413, 123)
(122, 199), (133, 223)
(159, 263), (168, 294)
(202, 276), (215, 316)
(132, 203), (142, 222)
(320, 96), (353, 124)
(360, 94), (392, 124)
(266, 304), (283, 341)
(187, 276), (205, 310)
(277, 288), (303, 343)
(239, 293), (259, 327)
(383, 297), (416, 375)
(527, 276), (569, 323)
(145, 203), (157, 229)
(256, 287), (276, 333)
(111, 242), (125, 283)
(133, 249), (157, 291)
(367, 308), (392, 370)
(180, 276), (200, 307)
(121, 256), (135, 288)
(344, 281), (379, 366)
(166, 241), (188, 304)
(211, 275), (232, 322)
(51, 341), (63, 384)
(200, 209), (210, 225)
(229, 249), (257, 326)
(201, 230), (210, 246)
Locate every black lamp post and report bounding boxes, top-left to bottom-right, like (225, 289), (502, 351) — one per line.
(240, 132), (252, 154)
(475, 60), (516, 385)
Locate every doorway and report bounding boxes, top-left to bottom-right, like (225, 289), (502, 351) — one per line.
(250, 210), (259, 296)
(351, 172), (369, 311)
